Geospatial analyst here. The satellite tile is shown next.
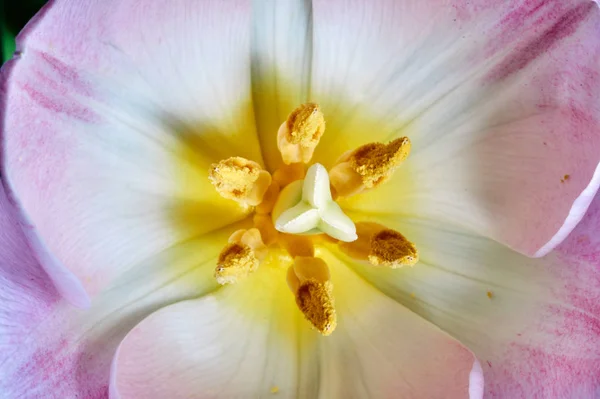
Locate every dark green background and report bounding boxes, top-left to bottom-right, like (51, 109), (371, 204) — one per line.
(1, 1), (47, 62)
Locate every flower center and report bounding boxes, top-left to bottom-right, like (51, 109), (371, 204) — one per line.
(208, 103), (419, 336)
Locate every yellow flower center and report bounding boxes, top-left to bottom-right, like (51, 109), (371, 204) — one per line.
(208, 103), (418, 335)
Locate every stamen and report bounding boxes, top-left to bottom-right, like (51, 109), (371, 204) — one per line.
(277, 103), (325, 164)
(338, 222), (419, 268)
(253, 214), (279, 245)
(209, 157), (272, 206)
(273, 163), (306, 187)
(279, 234), (315, 258)
(215, 228), (267, 284)
(329, 137), (411, 197)
(256, 181), (280, 215)
(286, 256), (336, 336)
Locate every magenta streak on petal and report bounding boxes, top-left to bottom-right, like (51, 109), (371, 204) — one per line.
(0, 0), (90, 308)
(10, 337), (109, 399)
(489, 2), (596, 81)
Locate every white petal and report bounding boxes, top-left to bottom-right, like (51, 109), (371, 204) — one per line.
(0, 224), (234, 398)
(317, 252), (482, 398)
(2, 0), (258, 304)
(251, 0), (313, 169)
(311, 0), (600, 256)
(110, 264), (319, 398)
(344, 209), (600, 398)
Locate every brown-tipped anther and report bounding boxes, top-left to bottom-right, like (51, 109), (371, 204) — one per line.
(279, 234), (315, 258)
(277, 103), (325, 164)
(329, 137), (411, 197)
(253, 214), (279, 245)
(287, 256), (336, 336)
(296, 280), (336, 336)
(338, 222), (419, 268)
(273, 163), (306, 187)
(209, 157), (272, 206)
(369, 229), (418, 267)
(215, 228), (267, 285)
(256, 181), (280, 214)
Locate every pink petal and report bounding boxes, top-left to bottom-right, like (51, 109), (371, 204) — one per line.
(111, 262), (481, 399)
(0, 222), (233, 398)
(311, 0), (600, 256)
(346, 189), (600, 398)
(0, 178), (59, 356)
(1, 0), (258, 304)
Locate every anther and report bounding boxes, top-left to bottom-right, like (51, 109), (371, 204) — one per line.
(338, 222), (418, 268)
(209, 157), (272, 206)
(286, 256), (336, 336)
(329, 137), (411, 197)
(215, 228), (268, 284)
(277, 103), (326, 164)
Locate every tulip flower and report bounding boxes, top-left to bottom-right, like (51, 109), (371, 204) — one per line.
(1, 0), (600, 398)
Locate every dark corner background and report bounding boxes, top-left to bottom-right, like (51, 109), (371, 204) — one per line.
(1, 1), (47, 63)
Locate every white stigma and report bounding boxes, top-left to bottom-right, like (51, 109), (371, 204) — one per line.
(273, 163), (357, 242)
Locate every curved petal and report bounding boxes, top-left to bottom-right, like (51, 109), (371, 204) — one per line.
(112, 249), (481, 399)
(319, 252), (482, 399)
(110, 257), (318, 399)
(311, 0), (600, 256)
(344, 202), (600, 398)
(251, 0), (313, 170)
(1, 0), (259, 304)
(0, 179), (60, 355)
(0, 224), (230, 399)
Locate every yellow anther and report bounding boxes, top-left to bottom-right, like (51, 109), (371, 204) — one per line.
(272, 163), (305, 187)
(329, 137), (411, 197)
(215, 228), (267, 285)
(253, 214), (279, 245)
(338, 222), (419, 268)
(286, 256), (336, 336)
(277, 103), (325, 164)
(256, 181), (280, 214)
(209, 157), (272, 206)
